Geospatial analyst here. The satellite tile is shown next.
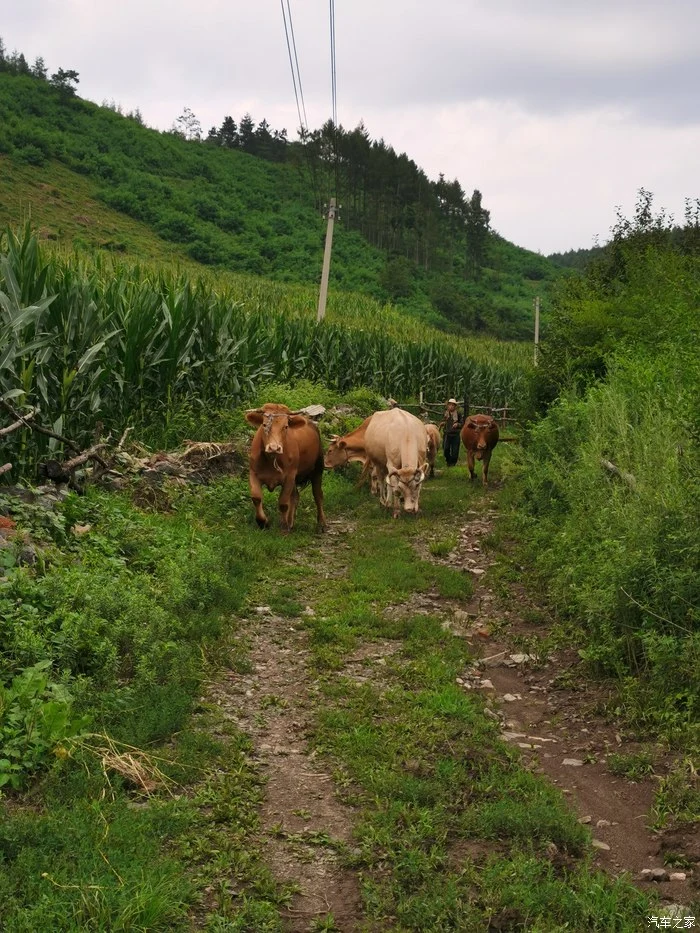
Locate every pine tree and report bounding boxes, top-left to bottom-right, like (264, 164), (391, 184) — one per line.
(218, 116), (238, 148)
(31, 56), (48, 80)
(238, 113), (255, 152)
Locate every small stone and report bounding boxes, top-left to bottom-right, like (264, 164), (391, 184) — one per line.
(254, 606), (271, 614)
(502, 693), (518, 702)
(562, 758), (584, 767)
(578, 815), (592, 824)
(509, 653), (533, 664)
(591, 840), (610, 851)
(478, 679), (494, 690)
(470, 568), (486, 576)
(501, 731), (527, 741)
(649, 867), (669, 882)
(484, 708), (499, 721)
(669, 872), (687, 882)
(302, 606), (316, 616)
(596, 819), (611, 828)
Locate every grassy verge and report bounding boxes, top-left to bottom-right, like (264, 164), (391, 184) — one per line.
(0, 473), (312, 931)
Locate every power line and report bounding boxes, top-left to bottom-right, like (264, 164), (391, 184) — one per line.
(285, 0), (308, 134)
(329, 0), (337, 127)
(280, 0), (305, 135)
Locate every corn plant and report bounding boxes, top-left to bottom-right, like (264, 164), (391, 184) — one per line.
(0, 224), (530, 476)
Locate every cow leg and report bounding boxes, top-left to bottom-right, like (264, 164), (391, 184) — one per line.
(482, 450), (492, 487)
(286, 486), (300, 531)
(277, 475), (297, 533)
(311, 471), (327, 532)
(467, 449), (476, 482)
(249, 469), (269, 528)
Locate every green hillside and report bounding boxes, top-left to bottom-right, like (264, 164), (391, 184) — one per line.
(0, 63), (561, 339)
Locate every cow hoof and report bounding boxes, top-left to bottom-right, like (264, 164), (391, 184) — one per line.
(316, 523), (327, 534)
(256, 518), (269, 529)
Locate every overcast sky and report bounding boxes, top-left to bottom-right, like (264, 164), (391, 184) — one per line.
(5, 0), (700, 254)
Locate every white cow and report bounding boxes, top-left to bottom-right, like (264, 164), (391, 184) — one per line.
(363, 408), (429, 516)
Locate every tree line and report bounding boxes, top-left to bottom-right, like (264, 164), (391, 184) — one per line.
(0, 37), (78, 97)
(203, 114), (492, 283)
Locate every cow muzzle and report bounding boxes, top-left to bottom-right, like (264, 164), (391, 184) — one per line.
(265, 442), (284, 454)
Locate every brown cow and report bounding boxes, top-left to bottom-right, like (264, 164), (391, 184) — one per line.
(246, 403), (326, 532)
(425, 423), (440, 478)
(324, 416), (382, 496)
(461, 414), (499, 486)
(324, 416), (373, 471)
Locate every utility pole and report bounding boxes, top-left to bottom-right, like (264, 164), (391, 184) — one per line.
(533, 295), (540, 366)
(316, 198), (337, 323)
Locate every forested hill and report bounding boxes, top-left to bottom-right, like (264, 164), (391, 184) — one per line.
(0, 42), (561, 339)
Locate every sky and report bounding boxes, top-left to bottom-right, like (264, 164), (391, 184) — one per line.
(4, 0), (700, 254)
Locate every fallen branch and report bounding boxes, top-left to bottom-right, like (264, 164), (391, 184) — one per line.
(62, 444), (110, 473)
(0, 399), (81, 453)
(0, 408), (37, 437)
(600, 458), (636, 489)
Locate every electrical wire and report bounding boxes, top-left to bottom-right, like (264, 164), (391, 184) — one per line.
(286, 0), (309, 134)
(329, 0), (337, 127)
(280, 0), (304, 135)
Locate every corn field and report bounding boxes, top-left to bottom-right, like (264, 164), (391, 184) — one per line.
(1, 225), (530, 473)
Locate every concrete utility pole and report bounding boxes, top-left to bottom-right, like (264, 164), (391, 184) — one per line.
(533, 295), (541, 366)
(316, 198), (337, 323)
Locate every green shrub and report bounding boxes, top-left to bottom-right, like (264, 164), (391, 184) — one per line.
(0, 661), (89, 789)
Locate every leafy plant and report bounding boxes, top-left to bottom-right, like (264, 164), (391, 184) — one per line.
(0, 660), (89, 789)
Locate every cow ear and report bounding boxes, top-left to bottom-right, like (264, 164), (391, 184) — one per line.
(337, 439), (347, 449)
(414, 468), (424, 483)
(387, 472), (400, 488)
(288, 414), (306, 427)
(245, 409), (264, 426)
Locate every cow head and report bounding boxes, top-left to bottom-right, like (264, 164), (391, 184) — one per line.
(246, 408), (305, 455)
(387, 466), (426, 513)
(466, 417), (497, 459)
(324, 436), (348, 469)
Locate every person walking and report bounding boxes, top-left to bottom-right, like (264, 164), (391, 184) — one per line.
(440, 398), (463, 466)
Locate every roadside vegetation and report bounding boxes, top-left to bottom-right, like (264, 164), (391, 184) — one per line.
(511, 191), (700, 748)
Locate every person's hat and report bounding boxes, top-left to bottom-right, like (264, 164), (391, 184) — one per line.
(448, 398), (457, 404)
